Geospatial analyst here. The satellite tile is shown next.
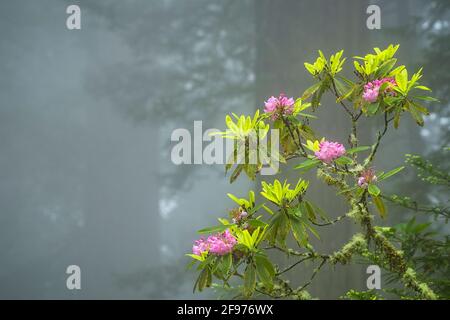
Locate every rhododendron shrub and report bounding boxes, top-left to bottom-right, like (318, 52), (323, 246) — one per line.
(187, 45), (439, 299)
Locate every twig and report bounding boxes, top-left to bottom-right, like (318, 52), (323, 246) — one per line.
(330, 78), (355, 119)
(276, 256), (313, 276)
(381, 194), (450, 218)
(263, 245), (311, 257)
(365, 112), (393, 166)
(255, 288), (287, 299)
(280, 115), (307, 157)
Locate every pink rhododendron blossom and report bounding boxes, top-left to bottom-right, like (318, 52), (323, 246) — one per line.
(192, 229), (237, 256)
(362, 77), (397, 103)
(315, 141), (346, 163)
(362, 86), (380, 103)
(208, 229), (237, 256)
(264, 93), (295, 120)
(357, 168), (378, 188)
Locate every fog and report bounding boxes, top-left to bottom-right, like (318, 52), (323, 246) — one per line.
(0, 0), (447, 299)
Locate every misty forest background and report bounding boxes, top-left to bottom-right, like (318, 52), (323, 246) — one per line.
(0, 0), (448, 298)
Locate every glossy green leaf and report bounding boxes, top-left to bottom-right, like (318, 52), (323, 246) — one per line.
(197, 224), (232, 234)
(301, 82), (321, 100)
(373, 196), (387, 219)
(244, 264), (256, 297)
(294, 158), (321, 172)
(222, 253), (232, 277)
(335, 156), (353, 165)
(395, 68), (408, 92)
(346, 146), (370, 154)
(378, 166), (404, 181)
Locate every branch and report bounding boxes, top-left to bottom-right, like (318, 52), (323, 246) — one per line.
(280, 115), (308, 157)
(311, 213), (348, 226)
(330, 77), (355, 119)
(297, 257), (328, 291)
(381, 194), (450, 219)
(276, 256), (313, 276)
(365, 112), (393, 166)
(255, 288), (287, 299)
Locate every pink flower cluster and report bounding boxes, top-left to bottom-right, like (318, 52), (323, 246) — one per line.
(315, 141), (346, 163)
(357, 168), (378, 188)
(192, 229), (237, 256)
(264, 93), (295, 120)
(362, 77), (397, 103)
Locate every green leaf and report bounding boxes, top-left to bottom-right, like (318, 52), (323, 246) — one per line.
(186, 259), (197, 270)
(222, 253), (232, 277)
(410, 101), (430, 115)
(395, 69), (408, 92)
(367, 102), (380, 115)
(248, 219), (268, 229)
(337, 85), (356, 102)
(393, 108), (401, 129)
(294, 158), (321, 172)
(248, 190), (255, 206)
(255, 255), (274, 289)
(255, 253), (275, 276)
(304, 63), (316, 75)
(309, 202), (329, 221)
(373, 196), (387, 219)
(412, 95), (439, 102)
(248, 202), (265, 215)
(218, 218), (230, 225)
(334, 78), (348, 96)
(227, 193), (242, 205)
(301, 82), (321, 100)
(378, 166), (404, 181)
(240, 229), (254, 249)
(243, 164), (257, 180)
(304, 201), (316, 222)
(368, 184), (381, 197)
(414, 85), (431, 91)
(408, 102), (424, 126)
(290, 216), (308, 247)
(413, 222), (431, 234)
(267, 212), (290, 248)
(298, 112), (318, 119)
(186, 254), (205, 262)
(389, 65), (405, 77)
(262, 205), (274, 215)
(375, 58), (397, 77)
(244, 263), (256, 297)
(195, 268), (211, 292)
(230, 164), (243, 183)
(306, 223), (320, 240)
(251, 227), (261, 244)
(346, 146), (370, 154)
